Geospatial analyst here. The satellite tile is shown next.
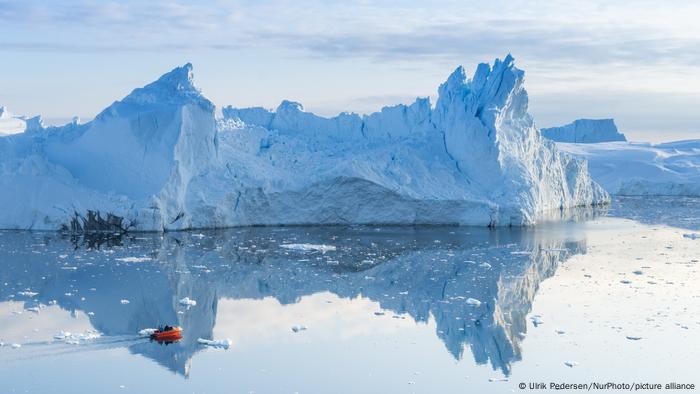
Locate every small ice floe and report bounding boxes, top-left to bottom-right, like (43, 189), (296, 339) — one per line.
(197, 338), (232, 349)
(58, 254), (68, 259)
(564, 361), (579, 368)
(466, 298), (482, 307)
(626, 335), (642, 341)
(291, 325), (307, 333)
(25, 306), (41, 313)
(11, 343), (21, 349)
(682, 233), (699, 240)
(280, 243), (336, 253)
(530, 315), (544, 326)
(479, 262), (492, 269)
(17, 291), (38, 297)
(120, 299), (130, 304)
(192, 233), (206, 239)
(510, 251), (531, 255)
(179, 297), (197, 307)
(115, 257), (152, 263)
(138, 328), (157, 337)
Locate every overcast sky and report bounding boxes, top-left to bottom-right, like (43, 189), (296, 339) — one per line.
(1, 0), (698, 142)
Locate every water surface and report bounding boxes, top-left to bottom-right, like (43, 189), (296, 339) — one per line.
(0, 197), (698, 393)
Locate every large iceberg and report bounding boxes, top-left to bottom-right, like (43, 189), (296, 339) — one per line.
(0, 55), (608, 231)
(541, 119), (627, 143)
(557, 139), (700, 196)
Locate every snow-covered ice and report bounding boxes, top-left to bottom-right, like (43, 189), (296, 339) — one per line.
(0, 56), (607, 231)
(557, 139), (700, 196)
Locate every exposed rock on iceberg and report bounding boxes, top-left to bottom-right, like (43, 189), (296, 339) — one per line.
(0, 56), (608, 231)
(541, 119), (626, 143)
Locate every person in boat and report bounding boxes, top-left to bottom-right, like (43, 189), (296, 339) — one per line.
(163, 325), (173, 331)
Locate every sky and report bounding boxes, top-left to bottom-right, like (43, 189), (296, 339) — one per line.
(0, 0), (699, 142)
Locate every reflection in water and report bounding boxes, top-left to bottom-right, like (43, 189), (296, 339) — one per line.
(0, 225), (588, 377)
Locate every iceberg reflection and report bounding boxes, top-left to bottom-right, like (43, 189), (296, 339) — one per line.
(0, 224), (587, 376)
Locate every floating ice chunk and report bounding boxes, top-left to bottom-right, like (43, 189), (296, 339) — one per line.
(192, 233), (206, 239)
(683, 233), (699, 240)
(291, 325), (307, 333)
(120, 299), (130, 304)
(280, 244), (336, 253)
(564, 361), (579, 367)
(11, 343), (21, 349)
(115, 257), (152, 263)
(179, 297), (197, 307)
(197, 338), (232, 349)
(530, 315), (544, 326)
(626, 335), (642, 340)
(26, 307), (40, 313)
(138, 328), (157, 337)
(17, 291), (38, 297)
(479, 262), (492, 269)
(54, 331), (71, 340)
(466, 298), (482, 307)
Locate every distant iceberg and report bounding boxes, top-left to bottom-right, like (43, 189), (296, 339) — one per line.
(541, 119), (626, 143)
(0, 56), (608, 231)
(0, 106), (27, 136)
(557, 139), (700, 196)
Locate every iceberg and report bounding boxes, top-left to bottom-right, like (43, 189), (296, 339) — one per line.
(556, 139), (700, 196)
(541, 119), (626, 143)
(0, 106), (27, 136)
(0, 56), (608, 231)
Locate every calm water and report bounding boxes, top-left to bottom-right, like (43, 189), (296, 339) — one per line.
(0, 197), (698, 393)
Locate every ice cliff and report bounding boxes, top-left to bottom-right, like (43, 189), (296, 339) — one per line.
(0, 55), (608, 231)
(541, 119), (627, 143)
